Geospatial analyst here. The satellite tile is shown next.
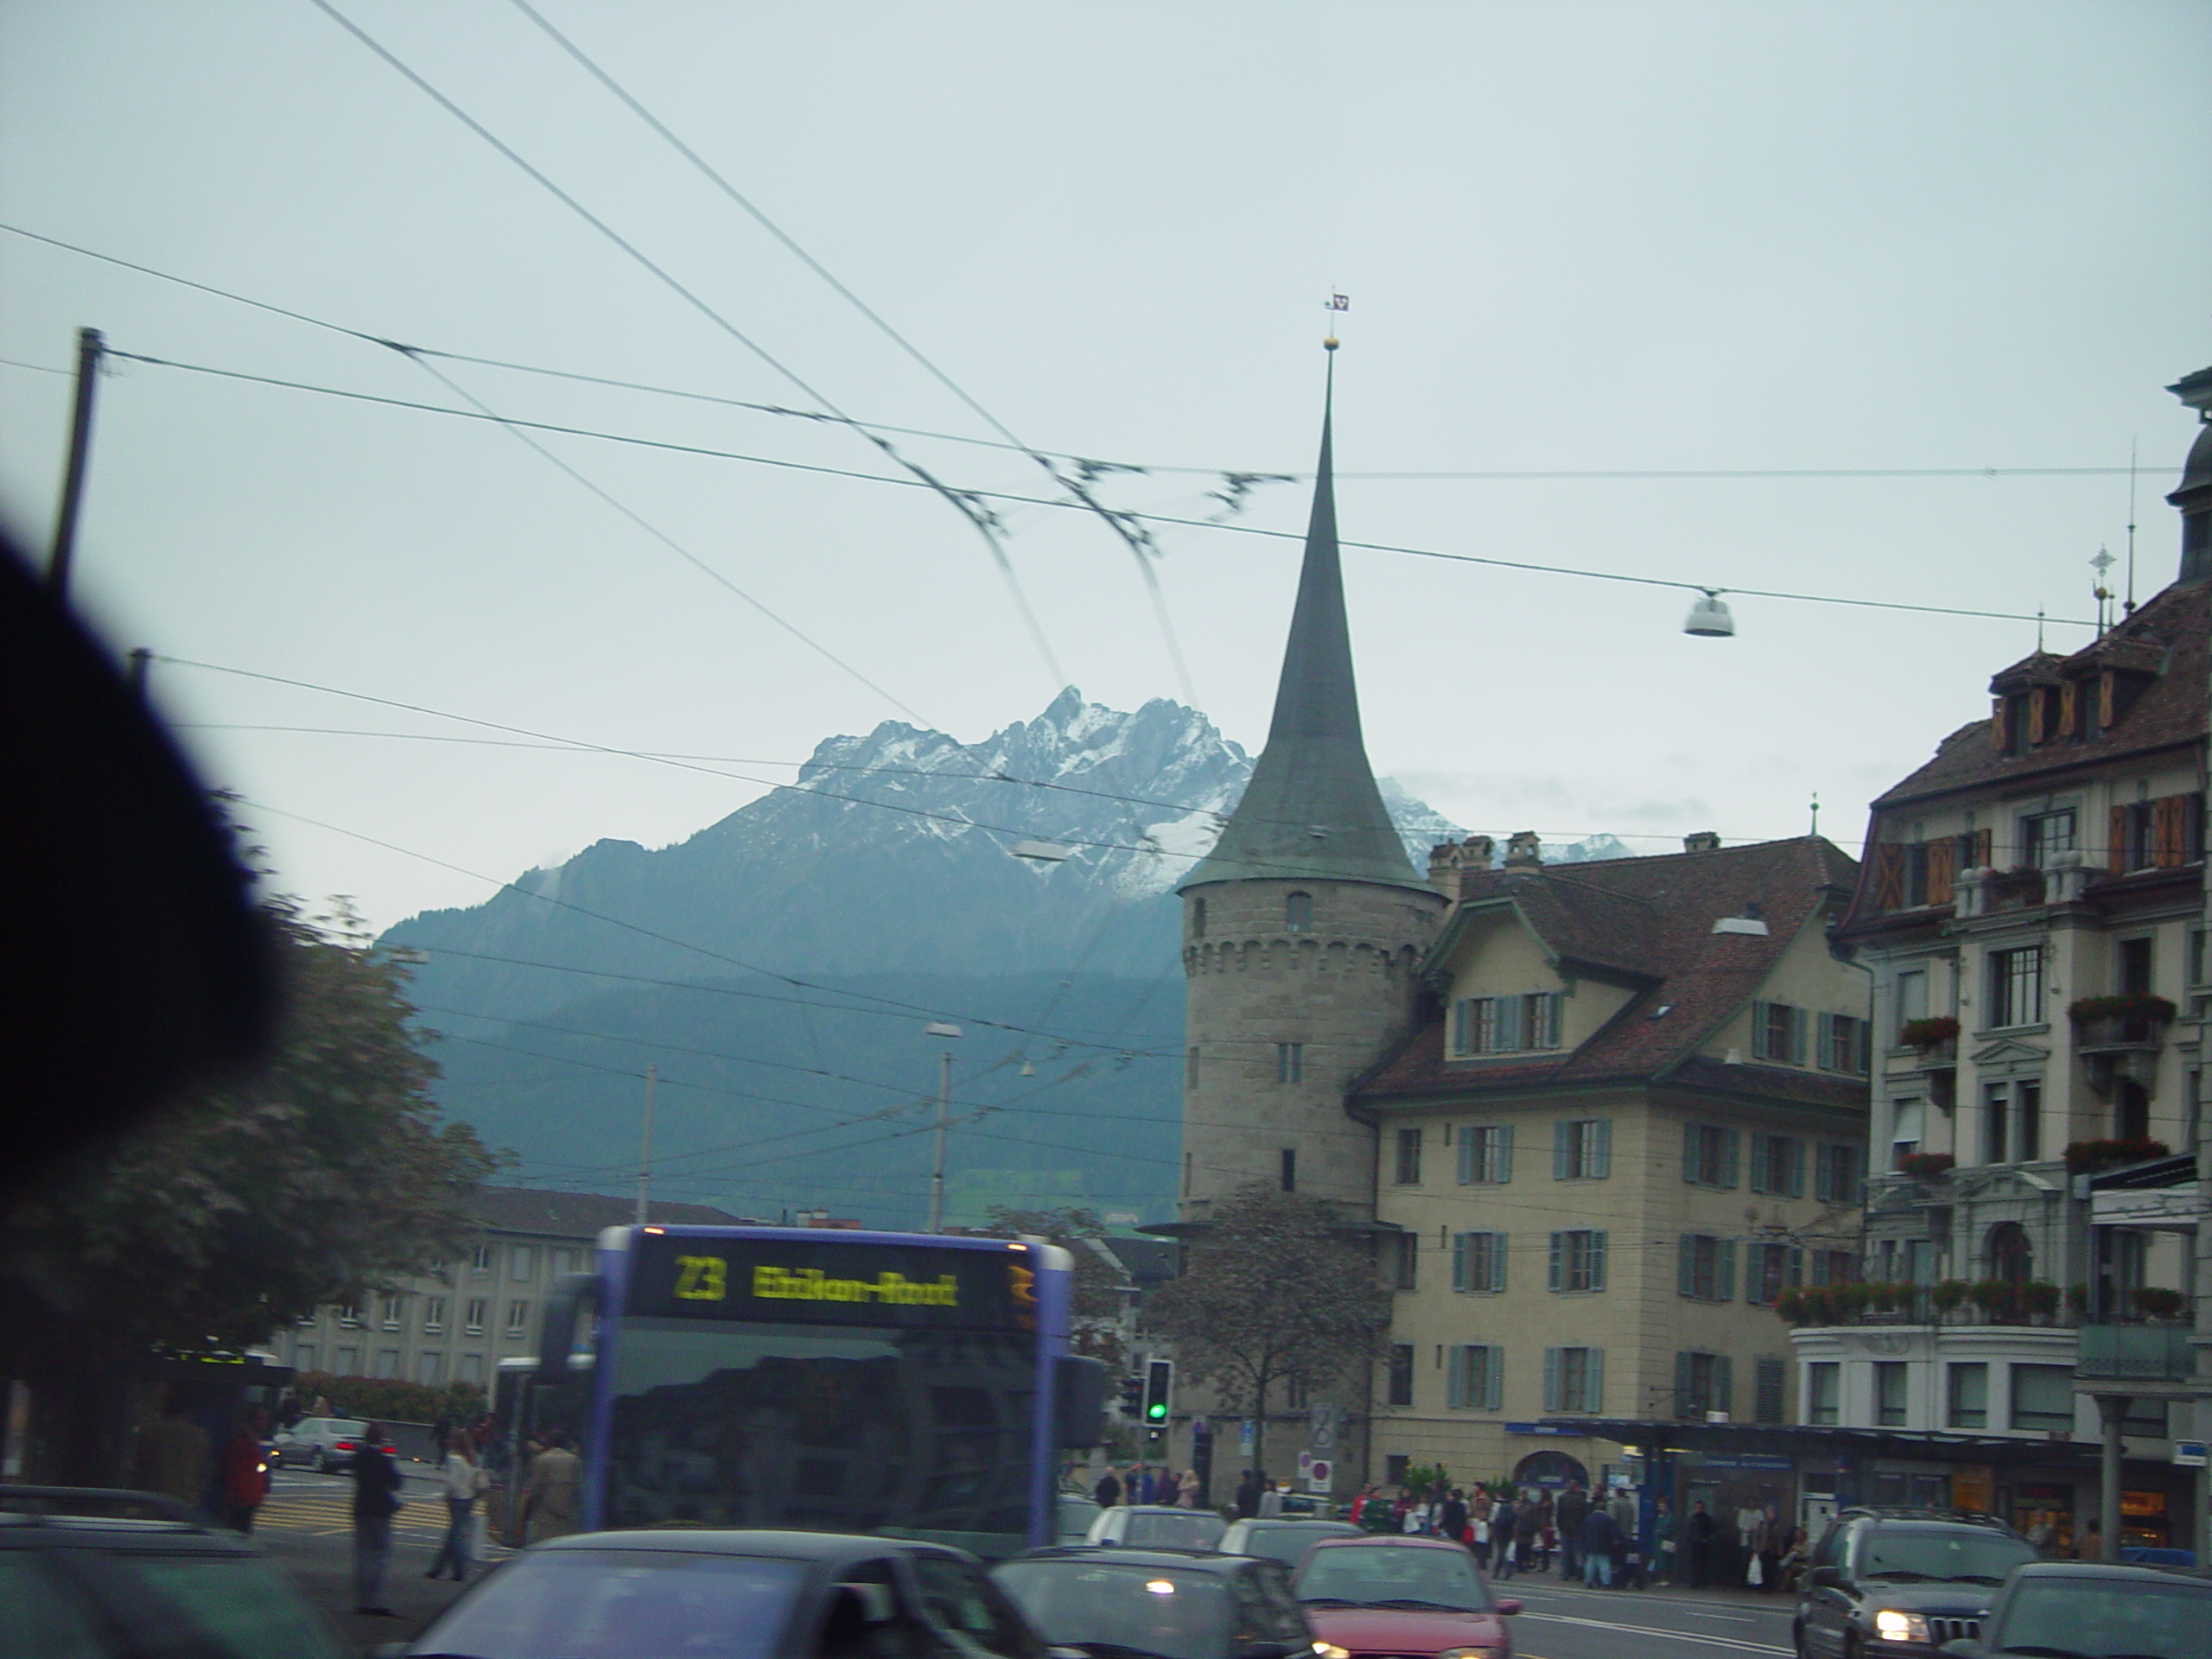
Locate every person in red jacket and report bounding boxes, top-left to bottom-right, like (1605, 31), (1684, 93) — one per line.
(219, 1407), (271, 1532)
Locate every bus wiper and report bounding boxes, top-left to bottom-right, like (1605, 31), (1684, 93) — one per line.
(1368, 1599), (1474, 1612)
(1994, 1647), (2090, 1659)
(1068, 1643), (1182, 1659)
(1942, 1573), (2005, 1584)
(1865, 1569), (1932, 1581)
(1299, 1598), (1359, 1607)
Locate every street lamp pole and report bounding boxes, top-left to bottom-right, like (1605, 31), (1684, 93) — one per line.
(923, 1022), (963, 1231)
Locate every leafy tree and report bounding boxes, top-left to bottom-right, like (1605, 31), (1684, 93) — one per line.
(1141, 1183), (1392, 1480)
(0, 897), (502, 1481)
(979, 1205), (1130, 1371)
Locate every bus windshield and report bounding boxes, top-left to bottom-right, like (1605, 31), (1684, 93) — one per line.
(583, 1230), (1052, 1558)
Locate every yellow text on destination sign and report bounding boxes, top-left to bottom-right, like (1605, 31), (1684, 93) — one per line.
(750, 1266), (961, 1306)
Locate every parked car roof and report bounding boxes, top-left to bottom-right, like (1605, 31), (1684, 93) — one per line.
(532, 1529), (977, 1563)
(1013, 1547), (1255, 1571)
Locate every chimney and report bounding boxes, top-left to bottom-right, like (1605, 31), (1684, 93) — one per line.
(1427, 835), (1497, 900)
(1683, 830), (1722, 854)
(1503, 830), (1541, 869)
(1461, 834), (1495, 870)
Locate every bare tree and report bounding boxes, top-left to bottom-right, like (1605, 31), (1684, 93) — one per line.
(1143, 1183), (1392, 1481)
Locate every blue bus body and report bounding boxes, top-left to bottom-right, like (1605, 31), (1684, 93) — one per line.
(535, 1224), (1093, 1557)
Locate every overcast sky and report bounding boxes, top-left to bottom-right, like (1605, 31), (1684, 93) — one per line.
(4, 2), (2208, 934)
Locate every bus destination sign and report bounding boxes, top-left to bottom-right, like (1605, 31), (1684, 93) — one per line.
(625, 1231), (1033, 1332)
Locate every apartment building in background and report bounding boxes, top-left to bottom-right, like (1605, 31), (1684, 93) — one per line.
(1351, 831), (1870, 1503)
(278, 1187), (742, 1389)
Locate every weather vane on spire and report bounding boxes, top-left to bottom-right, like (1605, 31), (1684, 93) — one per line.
(2090, 546), (2116, 635)
(1324, 291), (1347, 350)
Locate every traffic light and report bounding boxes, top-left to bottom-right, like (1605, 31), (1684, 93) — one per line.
(1142, 1359), (1173, 1426)
(1120, 1376), (1145, 1418)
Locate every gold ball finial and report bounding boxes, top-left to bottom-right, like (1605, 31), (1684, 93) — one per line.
(1323, 335), (1339, 351)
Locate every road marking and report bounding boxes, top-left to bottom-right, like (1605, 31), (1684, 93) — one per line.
(1515, 1611), (1792, 1656)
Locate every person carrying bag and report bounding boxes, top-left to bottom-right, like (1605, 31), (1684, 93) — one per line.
(427, 1429), (490, 1582)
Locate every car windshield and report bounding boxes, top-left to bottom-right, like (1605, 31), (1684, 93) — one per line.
(324, 1421), (366, 1436)
(1996, 1577), (2212, 1659)
(1124, 1512), (1227, 1550)
(1239, 1528), (1357, 1567)
(1295, 1546), (1488, 1611)
(411, 1548), (805, 1659)
(1860, 1529), (2037, 1584)
(995, 1562), (1232, 1659)
(1061, 1497), (1103, 1538)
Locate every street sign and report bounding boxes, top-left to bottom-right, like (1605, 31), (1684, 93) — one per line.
(1296, 1450), (1313, 1476)
(1191, 1416), (1210, 1437)
(1238, 1419), (1254, 1453)
(1307, 1459), (1332, 1491)
(2175, 1440), (2208, 1468)
(1310, 1401), (1335, 1450)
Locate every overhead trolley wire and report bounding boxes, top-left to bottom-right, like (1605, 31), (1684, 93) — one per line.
(304, 0), (1070, 696)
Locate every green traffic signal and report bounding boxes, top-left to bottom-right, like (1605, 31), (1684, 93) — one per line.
(1146, 1402), (1166, 1421)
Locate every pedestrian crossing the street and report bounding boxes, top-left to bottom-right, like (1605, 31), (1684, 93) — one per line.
(254, 1488), (512, 1560)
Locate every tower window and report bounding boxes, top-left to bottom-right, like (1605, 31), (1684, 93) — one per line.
(1285, 891), (1313, 933)
(1276, 1042), (1303, 1084)
(1191, 897), (1206, 939)
(1280, 1147), (1297, 1192)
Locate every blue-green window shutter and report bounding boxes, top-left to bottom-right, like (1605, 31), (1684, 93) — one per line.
(1678, 1234), (1696, 1298)
(1495, 997), (1523, 1052)
(1591, 1120), (1611, 1179)
(1590, 1231), (1608, 1291)
(1750, 1001), (1770, 1060)
(1542, 1348), (1561, 1413)
(1720, 1128), (1741, 1189)
(1855, 1019), (1872, 1075)
(1682, 1123), (1702, 1185)
(1787, 1246), (1805, 1288)
(1497, 1124), (1514, 1183)
(1484, 1346), (1505, 1410)
(1456, 1128), (1474, 1185)
(1451, 1000), (1468, 1053)
(1675, 1351), (1694, 1416)
(1586, 1349), (1605, 1413)
(1553, 1122), (1571, 1180)
(1817, 1011), (1836, 1070)
(1714, 1356), (1733, 1417)
(1451, 1233), (1469, 1293)
(1791, 1006), (1810, 1065)
(1490, 1233), (1509, 1294)
(1717, 1238), (1738, 1302)
(1446, 1344), (1466, 1408)
(1749, 1134), (1770, 1192)
(1787, 1138), (1806, 1197)
(1548, 1232), (1564, 1292)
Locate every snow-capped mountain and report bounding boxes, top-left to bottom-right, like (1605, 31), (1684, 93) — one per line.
(389, 689), (1480, 1019)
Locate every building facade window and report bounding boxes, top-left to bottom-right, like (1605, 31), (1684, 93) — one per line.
(1819, 1014), (1871, 1075)
(1452, 1231), (1508, 1294)
(1548, 1230), (1607, 1294)
(1675, 1351), (1732, 1418)
(1392, 1231), (1417, 1291)
(1393, 1128), (1422, 1185)
(1191, 897), (1205, 939)
(506, 1300), (531, 1337)
(1278, 1147), (1296, 1192)
(1543, 1346), (1603, 1414)
(1457, 1124), (1513, 1184)
(1276, 1043), (1303, 1084)
(1874, 1361), (1908, 1426)
(1683, 1123), (1740, 1188)
(1988, 946), (2045, 1029)
(1807, 1361), (1840, 1425)
(334, 1346), (358, 1376)
(1553, 1119), (1611, 1180)
(1980, 1080), (2043, 1165)
(1751, 1001), (1808, 1064)
(1185, 1046), (1198, 1090)
(459, 1353), (483, 1385)
(1816, 1142), (1866, 1203)
(375, 1350), (399, 1379)
(464, 1299), (487, 1335)
(1451, 993), (1564, 1056)
(423, 1297), (446, 1333)
(2022, 809), (2077, 868)
(1809, 1249), (1857, 1286)
(1947, 1362), (1988, 1429)
(1754, 1357), (1786, 1425)
(1885, 1100), (1925, 1168)
(1678, 1235), (1738, 1302)
(1894, 969), (1929, 1040)
(1747, 1243), (1804, 1306)
(380, 1297), (403, 1330)
(1385, 1344), (1414, 1407)
(417, 1351), (442, 1385)
(293, 1343), (315, 1374)
(1285, 892), (1313, 934)
(2012, 1364), (2074, 1433)
(511, 1246), (535, 1282)
(471, 1244), (493, 1274)
(1446, 1344), (1505, 1410)
(1749, 1134), (1804, 1196)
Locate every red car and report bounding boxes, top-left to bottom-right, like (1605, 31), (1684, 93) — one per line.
(1292, 1535), (1520, 1659)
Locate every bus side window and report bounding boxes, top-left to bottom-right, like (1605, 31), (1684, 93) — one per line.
(906, 1555), (1039, 1659)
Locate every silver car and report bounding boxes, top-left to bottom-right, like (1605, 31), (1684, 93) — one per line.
(270, 1416), (371, 1472)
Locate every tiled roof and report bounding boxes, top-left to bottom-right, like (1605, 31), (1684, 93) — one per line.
(467, 1186), (747, 1237)
(1872, 578), (2209, 809)
(1353, 836), (1861, 1108)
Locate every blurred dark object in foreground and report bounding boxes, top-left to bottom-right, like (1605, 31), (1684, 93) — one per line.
(0, 528), (271, 1190)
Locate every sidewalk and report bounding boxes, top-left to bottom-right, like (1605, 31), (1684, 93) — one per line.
(1497, 1563), (1796, 1609)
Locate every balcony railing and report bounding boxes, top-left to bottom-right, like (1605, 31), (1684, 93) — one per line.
(2075, 1013), (2169, 1053)
(2077, 1323), (2196, 1382)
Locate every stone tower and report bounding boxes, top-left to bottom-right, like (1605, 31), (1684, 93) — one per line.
(1176, 357), (1445, 1223)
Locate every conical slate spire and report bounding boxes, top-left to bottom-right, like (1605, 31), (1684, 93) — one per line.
(1180, 360), (1427, 893)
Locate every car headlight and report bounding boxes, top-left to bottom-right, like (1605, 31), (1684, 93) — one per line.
(1313, 1644), (1350, 1659)
(1872, 1611), (1930, 1644)
(1438, 1648), (1502, 1659)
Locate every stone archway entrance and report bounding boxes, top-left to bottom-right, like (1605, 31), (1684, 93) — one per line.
(1512, 1450), (1590, 1490)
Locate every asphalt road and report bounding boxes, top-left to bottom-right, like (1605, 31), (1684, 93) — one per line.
(251, 1477), (1802, 1659)
(253, 1465), (513, 1654)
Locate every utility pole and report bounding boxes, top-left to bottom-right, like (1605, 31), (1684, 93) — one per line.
(923, 1021), (962, 1231)
(635, 1063), (657, 1225)
(48, 327), (105, 599)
